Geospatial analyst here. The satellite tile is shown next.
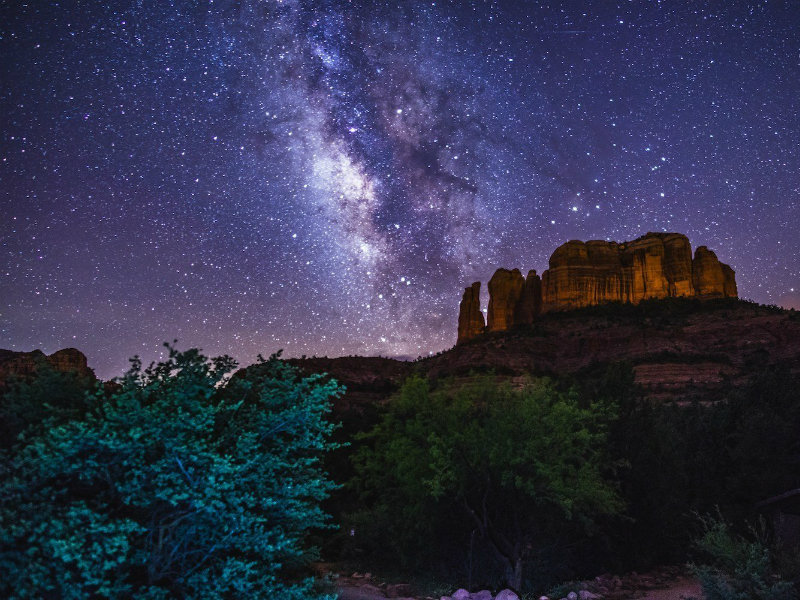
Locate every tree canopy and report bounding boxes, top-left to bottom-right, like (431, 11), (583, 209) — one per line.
(352, 375), (621, 591)
(0, 346), (341, 599)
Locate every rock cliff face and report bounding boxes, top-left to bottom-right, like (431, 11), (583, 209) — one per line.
(487, 268), (524, 332)
(541, 239), (626, 311)
(515, 270), (542, 325)
(457, 282), (485, 344)
(541, 233), (699, 310)
(0, 348), (96, 388)
(457, 233), (737, 342)
(692, 246), (738, 298)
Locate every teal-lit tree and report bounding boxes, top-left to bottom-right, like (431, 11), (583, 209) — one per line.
(0, 346), (341, 599)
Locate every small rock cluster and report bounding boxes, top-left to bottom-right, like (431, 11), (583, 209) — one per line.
(0, 347), (96, 388)
(441, 589), (519, 600)
(341, 572), (417, 599)
(541, 565), (689, 600)
(539, 591), (601, 600)
(340, 566), (691, 600)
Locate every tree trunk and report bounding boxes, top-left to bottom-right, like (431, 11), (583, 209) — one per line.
(510, 556), (523, 592)
(462, 493), (525, 591)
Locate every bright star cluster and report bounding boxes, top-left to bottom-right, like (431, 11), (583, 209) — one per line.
(2, 2), (799, 378)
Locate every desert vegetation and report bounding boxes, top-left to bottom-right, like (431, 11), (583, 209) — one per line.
(0, 347), (340, 599)
(328, 361), (800, 596)
(2, 339), (800, 598)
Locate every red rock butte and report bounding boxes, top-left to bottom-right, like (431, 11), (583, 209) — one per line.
(457, 232), (737, 344)
(0, 347), (97, 388)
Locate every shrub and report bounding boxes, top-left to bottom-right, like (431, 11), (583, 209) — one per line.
(691, 513), (796, 600)
(0, 346), (341, 599)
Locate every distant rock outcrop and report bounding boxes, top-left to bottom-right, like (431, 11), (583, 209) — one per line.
(457, 233), (737, 342)
(457, 282), (485, 344)
(0, 347), (96, 388)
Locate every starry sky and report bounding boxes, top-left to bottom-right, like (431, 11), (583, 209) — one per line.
(2, 1), (799, 379)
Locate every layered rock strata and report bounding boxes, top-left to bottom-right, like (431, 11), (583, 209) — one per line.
(457, 232), (737, 342)
(487, 268), (524, 332)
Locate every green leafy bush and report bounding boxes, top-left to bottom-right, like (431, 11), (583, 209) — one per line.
(691, 513), (797, 600)
(350, 375), (620, 591)
(0, 346), (341, 599)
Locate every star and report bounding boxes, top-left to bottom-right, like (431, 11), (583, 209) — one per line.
(1, 1), (798, 376)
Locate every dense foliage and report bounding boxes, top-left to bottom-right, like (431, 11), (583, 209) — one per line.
(0, 347), (341, 599)
(328, 360), (800, 595)
(349, 375), (621, 590)
(691, 513), (797, 600)
(4, 341), (799, 597)
(598, 363), (800, 570)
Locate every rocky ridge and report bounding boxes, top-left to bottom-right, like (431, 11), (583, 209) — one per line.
(458, 233), (737, 343)
(0, 348), (96, 388)
(288, 299), (800, 412)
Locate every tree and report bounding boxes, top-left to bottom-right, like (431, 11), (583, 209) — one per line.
(353, 375), (621, 591)
(0, 346), (341, 599)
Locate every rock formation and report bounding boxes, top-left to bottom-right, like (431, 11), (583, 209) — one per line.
(457, 282), (485, 344)
(0, 347), (96, 388)
(692, 246), (737, 298)
(722, 263), (738, 298)
(661, 233), (695, 297)
(540, 233), (699, 311)
(514, 270), (542, 325)
(457, 232), (737, 342)
(541, 240), (626, 311)
(487, 268), (524, 332)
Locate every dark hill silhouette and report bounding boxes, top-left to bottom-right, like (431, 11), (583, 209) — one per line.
(284, 298), (800, 413)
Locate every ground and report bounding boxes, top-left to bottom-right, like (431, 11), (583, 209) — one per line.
(639, 577), (701, 600)
(333, 571), (702, 600)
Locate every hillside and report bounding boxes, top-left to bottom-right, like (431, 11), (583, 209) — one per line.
(289, 298), (800, 408)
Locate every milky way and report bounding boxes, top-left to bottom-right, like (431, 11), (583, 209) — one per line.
(2, 1), (799, 378)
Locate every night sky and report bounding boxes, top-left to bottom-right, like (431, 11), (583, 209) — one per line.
(2, 1), (799, 379)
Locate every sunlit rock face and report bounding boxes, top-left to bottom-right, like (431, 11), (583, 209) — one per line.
(487, 268), (525, 332)
(457, 282), (485, 343)
(541, 233), (700, 310)
(722, 264), (738, 298)
(624, 234), (671, 303)
(693, 245), (738, 298)
(458, 233), (737, 342)
(542, 240), (626, 310)
(660, 233), (695, 297)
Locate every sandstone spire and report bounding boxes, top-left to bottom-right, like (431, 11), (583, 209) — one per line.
(515, 270), (542, 325)
(457, 282), (485, 343)
(692, 246), (732, 297)
(487, 268), (524, 332)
